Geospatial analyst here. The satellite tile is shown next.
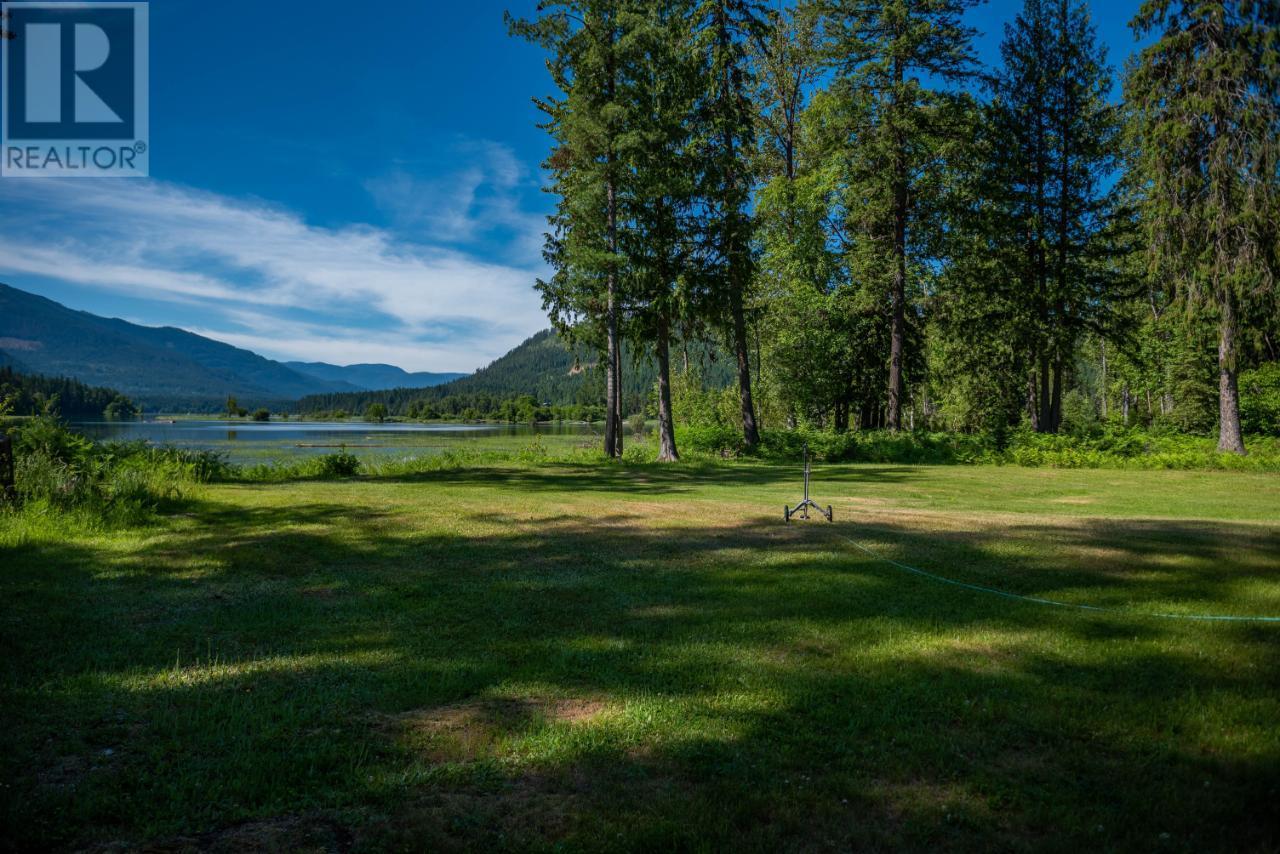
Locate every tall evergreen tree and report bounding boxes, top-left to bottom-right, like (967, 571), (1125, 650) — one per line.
(508, 2), (629, 457)
(822, 0), (980, 431)
(752, 2), (824, 185)
(967, 0), (1129, 433)
(752, 3), (839, 427)
(752, 1), (844, 425)
(691, 0), (768, 449)
(620, 0), (701, 461)
(1126, 0), (1280, 454)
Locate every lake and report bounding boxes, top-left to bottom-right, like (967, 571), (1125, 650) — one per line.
(72, 419), (597, 464)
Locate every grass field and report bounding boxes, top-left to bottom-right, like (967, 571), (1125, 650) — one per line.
(2, 462), (1279, 851)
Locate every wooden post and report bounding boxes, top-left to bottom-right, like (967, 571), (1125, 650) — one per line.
(0, 433), (14, 504)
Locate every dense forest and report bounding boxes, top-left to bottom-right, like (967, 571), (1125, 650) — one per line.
(498, 0), (1278, 459)
(0, 367), (139, 420)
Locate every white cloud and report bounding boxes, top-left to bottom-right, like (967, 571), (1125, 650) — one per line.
(185, 327), (476, 373)
(0, 161), (550, 372)
(185, 310), (496, 373)
(364, 140), (547, 259)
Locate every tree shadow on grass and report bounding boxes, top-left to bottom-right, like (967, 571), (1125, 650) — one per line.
(362, 459), (923, 496)
(847, 516), (1280, 619)
(1, 493), (1278, 852)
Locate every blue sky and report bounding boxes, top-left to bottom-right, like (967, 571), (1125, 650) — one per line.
(0, 0), (1147, 373)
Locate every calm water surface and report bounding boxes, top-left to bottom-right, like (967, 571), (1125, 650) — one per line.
(73, 420), (595, 464)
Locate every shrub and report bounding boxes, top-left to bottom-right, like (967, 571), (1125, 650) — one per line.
(155, 447), (233, 482)
(681, 424), (744, 456)
(1241, 363), (1280, 436)
(621, 444), (653, 464)
(313, 450), (360, 477)
(14, 415), (94, 463)
(251, 409), (270, 422)
(516, 437), (550, 462)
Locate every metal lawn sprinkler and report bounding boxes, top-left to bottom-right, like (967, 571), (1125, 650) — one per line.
(785, 442), (832, 523)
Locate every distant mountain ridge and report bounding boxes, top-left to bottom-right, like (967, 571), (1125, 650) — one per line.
(285, 361), (464, 391)
(0, 283), (470, 408)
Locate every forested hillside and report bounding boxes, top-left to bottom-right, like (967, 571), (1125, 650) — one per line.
(0, 366), (138, 420)
(294, 329), (735, 418)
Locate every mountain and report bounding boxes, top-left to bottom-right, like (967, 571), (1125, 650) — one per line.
(0, 282), (368, 407)
(296, 329), (589, 413)
(0, 349), (27, 372)
(437, 330), (733, 405)
(285, 361), (465, 391)
(427, 329), (587, 401)
(295, 329), (735, 416)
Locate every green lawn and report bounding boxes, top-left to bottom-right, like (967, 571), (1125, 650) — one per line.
(2, 462), (1279, 851)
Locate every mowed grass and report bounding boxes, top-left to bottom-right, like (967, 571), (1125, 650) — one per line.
(2, 462), (1278, 851)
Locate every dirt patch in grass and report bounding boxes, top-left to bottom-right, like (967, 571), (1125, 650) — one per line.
(767, 637), (839, 665)
(547, 697), (608, 723)
(381, 696), (610, 762)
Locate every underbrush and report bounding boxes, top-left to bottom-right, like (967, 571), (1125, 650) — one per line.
(996, 430), (1280, 470)
(230, 429), (1280, 475)
(1, 417), (226, 531)
(683, 425), (1280, 470)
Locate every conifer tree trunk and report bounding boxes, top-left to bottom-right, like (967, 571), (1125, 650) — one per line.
(887, 59), (907, 432)
(1026, 367), (1039, 430)
(1050, 356), (1064, 432)
(1217, 292), (1245, 454)
(605, 168), (622, 458)
(1100, 340), (1108, 420)
(605, 298), (619, 457)
(730, 285), (758, 447)
(613, 341), (623, 451)
(0, 433), (14, 504)
(655, 312), (679, 462)
(888, 188), (906, 432)
(1038, 353), (1052, 432)
(604, 37), (622, 460)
